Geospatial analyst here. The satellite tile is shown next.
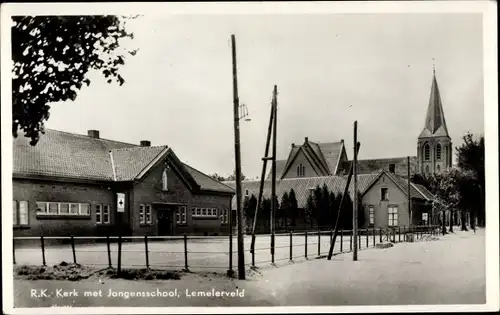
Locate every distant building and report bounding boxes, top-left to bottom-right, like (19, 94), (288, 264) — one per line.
(228, 71), (450, 230)
(13, 129), (235, 237)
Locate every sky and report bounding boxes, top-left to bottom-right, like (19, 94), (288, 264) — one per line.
(43, 13), (484, 179)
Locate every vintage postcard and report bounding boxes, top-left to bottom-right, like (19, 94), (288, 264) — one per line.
(1, 1), (498, 314)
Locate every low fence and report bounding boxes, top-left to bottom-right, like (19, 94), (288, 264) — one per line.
(13, 225), (440, 273)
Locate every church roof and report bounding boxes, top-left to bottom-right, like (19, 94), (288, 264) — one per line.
(419, 72), (450, 139)
(339, 156), (418, 176)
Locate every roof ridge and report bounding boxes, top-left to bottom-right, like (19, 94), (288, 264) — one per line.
(111, 145), (168, 152)
(44, 128), (139, 147)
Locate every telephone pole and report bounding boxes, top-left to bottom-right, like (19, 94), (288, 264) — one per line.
(231, 34), (245, 280)
(270, 85), (277, 263)
(353, 121), (359, 261)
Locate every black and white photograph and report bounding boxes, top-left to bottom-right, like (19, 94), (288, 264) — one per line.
(1, 1), (498, 313)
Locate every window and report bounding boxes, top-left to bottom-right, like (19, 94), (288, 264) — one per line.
(388, 206), (398, 227)
(176, 206), (187, 224)
(297, 164), (305, 177)
(220, 209), (229, 224)
(69, 203), (79, 214)
(381, 188), (389, 201)
(103, 205), (110, 224)
(436, 165), (441, 173)
(424, 144), (430, 161)
(436, 143), (442, 160)
(146, 205), (152, 224)
(13, 200), (29, 226)
(196, 208), (201, 216)
(13, 201), (18, 225)
(140, 204), (152, 225)
(96, 204), (102, 224)
(368, 206), (375, 227)
(162, 168), (168, 191)
(422, 213), (429, 225)
(80, 204), (90, 215)
(202, 208), (207, 216)
(192, 208), (196, 216)
(36, 202), (91, 217)
(425, 165), (430, 173)
(48, 202), (58, 214)
(212, 208), (217, 216)
(192, 207), (218, 218)
(245, 189), (249, 196)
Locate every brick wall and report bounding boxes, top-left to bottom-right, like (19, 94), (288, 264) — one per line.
(12, 178), (116, 237)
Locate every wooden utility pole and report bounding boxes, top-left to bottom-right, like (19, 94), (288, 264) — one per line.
(408, 156), (412, 233)
(327, 142), (360, 260)
(231, 34), (245, 280)
(270, 85), (278, 263)
(250, 88), (276, 256)
(353, 121), (358, 261)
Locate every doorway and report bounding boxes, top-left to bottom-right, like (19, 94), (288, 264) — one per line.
(157, 210), (173, 236)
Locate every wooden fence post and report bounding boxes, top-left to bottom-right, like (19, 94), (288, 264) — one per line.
(350, 230), (353, 251)
(117, 235), (122, 273)
(106, 235), (112, 268)
(40, 235), (46, 266)
(372, 228), (376, 246)
(379, 228), (383, 243)
(184, 235), (188, 270)
(71, 235), (77, 264)
(365, 229), (368, 248)
(305, 232), (308, 259)
(289, 232), (293, 261)
(251, 234), (256, 267)
(13, 240), (16, 265)
(144, 235), (149, 269)
(318, 231), (321, 256)
(340, 229), (343, 252)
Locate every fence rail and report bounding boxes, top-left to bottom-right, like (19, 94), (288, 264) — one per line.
(13, 225), (440, 273)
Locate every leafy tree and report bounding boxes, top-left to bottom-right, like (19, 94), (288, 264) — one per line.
(243, 194), (257, 230)
(312, 186), (323, 227)
(260, 197), (272, 230)
(328, 191), (340, 229)
(280, 192), (290, 228)
(320, 184), (331, 228)
(288, 189), (299, 227)
(305, 194), (315, 227)
(455, 132), (485, 226)
(209, 173), (227, 182)
(12, 15), (139, 145)
(225, 170), (246, 181)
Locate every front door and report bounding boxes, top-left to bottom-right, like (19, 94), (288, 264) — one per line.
(157, 210), (173, 236)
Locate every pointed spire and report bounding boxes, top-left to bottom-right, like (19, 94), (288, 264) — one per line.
(419, 67), (449, 138)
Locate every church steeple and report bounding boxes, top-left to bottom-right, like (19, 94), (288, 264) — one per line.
(417, 67), (453, 175)
(419, 70), (450, 138)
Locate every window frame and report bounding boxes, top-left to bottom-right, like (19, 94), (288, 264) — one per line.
(380, 188), (389, 201)
(436, 143), (442, 160)
(388, 206), (399, 227)
(96, 204), (102, 224)
(35, 201), (91, 218)
(103, 205), (111, 224)
(368, 206), (375, 227)
(424, 144), (430, 161)
(176, 206), (187, 225)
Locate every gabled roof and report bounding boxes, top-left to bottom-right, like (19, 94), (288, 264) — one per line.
(112, 145), (169, 181)
(361, 169), (434, 201)
(419, 72), (450, 139)
(268, 139), (345, 179)
(13, 129), (234, 194)
(225, 173), (379, 209)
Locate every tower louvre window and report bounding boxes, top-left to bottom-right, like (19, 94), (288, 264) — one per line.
(436, 143), (442, 160)
(424, 144), (430, 161)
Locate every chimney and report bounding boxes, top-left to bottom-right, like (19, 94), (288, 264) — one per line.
(140, 140), (151, 147)
(389, 163), (396, 173)
(341, 139), (344, 144)
(87, 130), (100, 139)
(305, 137), (308, 143)
(291, 143), (295, 148)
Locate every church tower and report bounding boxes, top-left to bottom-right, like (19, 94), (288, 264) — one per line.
(417, 69), (452, 175)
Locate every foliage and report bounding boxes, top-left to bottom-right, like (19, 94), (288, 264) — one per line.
(455, 132), (485, 225)
(209, 173), (227, 182)
(288, 189), (299, 226)
(225, 170), (246, 181)
(12, 15), (139, 145)
(243, 194), (257, 227)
